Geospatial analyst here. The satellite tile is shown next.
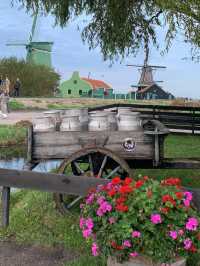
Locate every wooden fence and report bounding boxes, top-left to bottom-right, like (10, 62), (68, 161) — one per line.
(89, 103), (200, 134)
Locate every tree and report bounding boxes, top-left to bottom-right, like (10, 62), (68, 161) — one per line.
(13, 1), (200, 61)
(0, 57), (60, 96)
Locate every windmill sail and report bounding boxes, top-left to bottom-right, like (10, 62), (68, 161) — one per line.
(6, 9), (53, 68)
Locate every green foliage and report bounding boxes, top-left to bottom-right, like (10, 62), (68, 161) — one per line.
(0, 57), (60, 96)
(80, 177), (200, 263)
(15, 0), (200, 61)
(0, 125), (27, 146)
(8, 99), (26, 110)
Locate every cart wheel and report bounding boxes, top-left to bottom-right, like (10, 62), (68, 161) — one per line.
(54, 147), (132, 214)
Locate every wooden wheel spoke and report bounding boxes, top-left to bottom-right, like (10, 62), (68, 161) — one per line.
(97, 155), (108, 178)
(66, 196), (83, 209)
(74, 162), (85, 175)
(88, 155), (94, 177)
(104, 165), (120, 179)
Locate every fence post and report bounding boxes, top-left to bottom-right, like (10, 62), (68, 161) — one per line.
(1, 187), (10, 227)
(192, 110), (195, 135)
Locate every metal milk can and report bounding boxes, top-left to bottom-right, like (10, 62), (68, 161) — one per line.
(33, 117), (56, 132)
(107, 111), (117, 131)
(62, 108), (88, 130)
(60, 115), (81, 131)
(118, 112), (141, 131)
(88, 112), (109, 131)
(43, 110), (61, 124)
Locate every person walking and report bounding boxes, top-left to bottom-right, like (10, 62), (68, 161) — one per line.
(4, 76), (10, 96)
(14, 78), (21, 97)
(0, 91), (8, 118)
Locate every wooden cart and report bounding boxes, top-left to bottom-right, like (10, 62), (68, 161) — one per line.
(27, 115), (169, 214)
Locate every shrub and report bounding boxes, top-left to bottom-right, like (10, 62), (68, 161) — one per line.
(0, 57), (60, 97)
(80, 177), (200, 264)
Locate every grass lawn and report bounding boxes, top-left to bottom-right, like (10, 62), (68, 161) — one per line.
(0, 125), (27, 146)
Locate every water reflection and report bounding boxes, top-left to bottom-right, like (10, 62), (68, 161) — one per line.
(0, 158), (62, 172)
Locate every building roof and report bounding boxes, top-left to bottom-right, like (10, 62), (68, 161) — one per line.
(137, 83), (160, 94)
(82, 77), (111, 90)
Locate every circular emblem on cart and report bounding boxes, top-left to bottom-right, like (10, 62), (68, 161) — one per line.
(122, 138), (136, 152)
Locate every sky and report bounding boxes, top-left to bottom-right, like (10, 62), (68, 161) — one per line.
(0, 1), (200, 99)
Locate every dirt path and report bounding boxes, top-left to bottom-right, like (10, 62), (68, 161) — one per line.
(0, 241), (79, 266)
(0, 111), (41, 125)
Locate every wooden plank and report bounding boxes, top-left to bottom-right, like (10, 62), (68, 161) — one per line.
(27, 125), (33, 162)
(33, 131), (152, 146)
(33, 142), (154, 160)
(160, 159), (200, 169)
(0, 168), (109, 196)
(1, 187), (10, 227)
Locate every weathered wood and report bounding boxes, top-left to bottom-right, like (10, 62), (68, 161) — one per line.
(1, 187), (10, 227)
(27, 125), (33, 162)
(160, 158), (200, 169)
(0, 168), (109, 196)
(154, 128), (160, 167)
(32, 130), (155, 160)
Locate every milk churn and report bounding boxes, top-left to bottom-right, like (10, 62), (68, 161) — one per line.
(107, 111), (117, 131)
(62, 108), (88, 130)
(33, 117), (56, 132)
(117, 107), (132, 116)
(43, 110), (61, 124)
(88, 112), (109, 131)
(60, 115), (81, 131)
(118, 112), (141, 131)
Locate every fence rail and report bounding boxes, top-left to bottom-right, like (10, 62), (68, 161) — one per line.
(89, 103), (200, 134)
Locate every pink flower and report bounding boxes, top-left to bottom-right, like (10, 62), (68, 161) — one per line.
(151, 214), (162, 224)
(184, 191), (193, 201)
(183, 199), (190, 207)
(178, 229), (184, 236)
(184, 238), (192, 250)
(97, 196), (105, 205)
(130, 252), (138, 257)
(109, 217), (116, 224)
(79, 217), (85, 229)
(83, 229), (92, 238)
(132, 231), (141, 238)
(123, 240), (131, 247)
(91, 242), (99, 256)
(85, 218), (94, 229)
(186, 217), (199, 231)
(97, 208), (104, 216)
(86, 193), (95, 205)
(169, 231), (178, 240)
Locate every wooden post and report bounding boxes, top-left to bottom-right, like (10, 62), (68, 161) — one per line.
(1, 187), (10, 227)
(192, 110), (195, 135)
(27, 125), (33, 162)
(154, 128), (160, 167)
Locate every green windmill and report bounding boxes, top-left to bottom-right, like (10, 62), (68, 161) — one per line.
(7, 11), (53, 68)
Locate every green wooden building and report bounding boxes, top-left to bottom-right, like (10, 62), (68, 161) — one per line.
(59, 71), (112, 98)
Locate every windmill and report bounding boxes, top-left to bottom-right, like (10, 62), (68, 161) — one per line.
(126, 46), (166, 89)
(6, 10), (53, 68)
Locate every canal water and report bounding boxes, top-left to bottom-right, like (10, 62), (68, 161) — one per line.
(0, 145), (62, 191)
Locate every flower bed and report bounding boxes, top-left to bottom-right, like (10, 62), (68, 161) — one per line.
(80, 176), (200, 265)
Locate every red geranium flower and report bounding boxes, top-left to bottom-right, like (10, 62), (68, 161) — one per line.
(119, 185), (133, 194)
(111, 177), (121, 185)
(135, 180), (144, 189)
(124, 177), (133, 185)
(162, 194), (176, 207)
(175, 191), (183, 200)
(108, 189), (117, 197)
(116, 196), (127, 204)
(115, 203), (129, 212)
